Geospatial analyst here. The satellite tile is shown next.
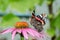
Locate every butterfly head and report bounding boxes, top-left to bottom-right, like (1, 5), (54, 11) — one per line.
(32, 13), (46, 25)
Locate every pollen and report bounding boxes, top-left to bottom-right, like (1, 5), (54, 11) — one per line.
(15, 22), (29, 28)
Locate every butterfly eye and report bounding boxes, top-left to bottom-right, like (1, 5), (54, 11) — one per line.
(36, 15), (42, 19)
(37, 15), (40, 18)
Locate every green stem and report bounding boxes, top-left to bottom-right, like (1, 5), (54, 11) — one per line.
(20, 33), (24, 40)
(20, 36), (24, 40)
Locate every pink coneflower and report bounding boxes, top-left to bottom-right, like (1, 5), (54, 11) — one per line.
(0, 22), (43, 40)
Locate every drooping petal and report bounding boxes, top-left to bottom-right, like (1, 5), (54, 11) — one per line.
(1, 28), (15, 34)
(12, 30), (17, 40)
(26, 28), (35, 37)
(22, 29), (28, 39)
(16, 29), (21, 33)
(29, 28), (40, 38)
(39, 31), (45, 37)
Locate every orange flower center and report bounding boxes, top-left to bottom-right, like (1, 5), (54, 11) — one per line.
(15, 22), (29, 28)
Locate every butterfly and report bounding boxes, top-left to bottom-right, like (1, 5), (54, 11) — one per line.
(30, 10), (46, 32)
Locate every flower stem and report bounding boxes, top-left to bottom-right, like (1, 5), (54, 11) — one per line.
(20, 33), (24, 40)
(21, 36), (24, 40)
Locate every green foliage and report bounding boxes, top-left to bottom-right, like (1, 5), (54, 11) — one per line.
(38, 0), (44, 6)
(50, 13), (60, 29)
(47, 14), (53, 19)
(47, 13), (60, 37)
(9, 0), (38, 12)
(55, 13), (60, 29)
(47, 0), (55, 5)
(0, 0), (9, 11)
(47, 28), (55, 37)
(56, 36), (60, 40)
(0, 0), (44, 12)
(0, 13), (20, 28)
(47, 14), (55, 29)
(2, 13), (15, 21)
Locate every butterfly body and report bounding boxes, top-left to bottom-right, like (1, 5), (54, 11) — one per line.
(30, 11), (46, 32)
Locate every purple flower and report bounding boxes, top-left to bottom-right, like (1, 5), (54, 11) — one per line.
(0, 22), (43, 40)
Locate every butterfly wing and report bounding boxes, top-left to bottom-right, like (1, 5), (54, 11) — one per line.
(30, 16), (43, 32)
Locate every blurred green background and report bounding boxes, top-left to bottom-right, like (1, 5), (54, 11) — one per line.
(0, 0), (60, 40)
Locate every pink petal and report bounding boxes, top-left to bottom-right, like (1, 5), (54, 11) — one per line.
(29, 28), (40, 38)
(26, 28), (35, 37)
(1, 28), (15, 34)
(39, 31), (45, 37)
(16, 29), (21, 33)
(22, 29), (28, 39)
(39, 31), (48, 38)
(12, 30), (17, 40)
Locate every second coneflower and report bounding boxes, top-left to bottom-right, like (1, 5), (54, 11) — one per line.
(0, 22), (43, 40)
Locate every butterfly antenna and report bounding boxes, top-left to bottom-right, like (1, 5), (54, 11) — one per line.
(32, 9), (35, 16)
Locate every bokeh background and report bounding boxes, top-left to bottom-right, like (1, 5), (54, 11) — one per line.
(0, 0), (60, 40)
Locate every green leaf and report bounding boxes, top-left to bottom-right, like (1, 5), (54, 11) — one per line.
(0, 13), (20, 28)
(9, 0), (39, 12)
(47, 28), (55, 37)
(9, 0), (20, 2)
(47, 0), (55, 5)
(47, 14), (53, 19)
(56, 36), (60, 40)
(50, 18), (56, 29)
(0, 0), (43, 12)
(47, 14), (55, 29)
(48, 13), (60, 29)
(38, 0), (44, 6)
(0, 0), (9, 11)
(2, 13), (15, 21)
(55, 13), (60, 29)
